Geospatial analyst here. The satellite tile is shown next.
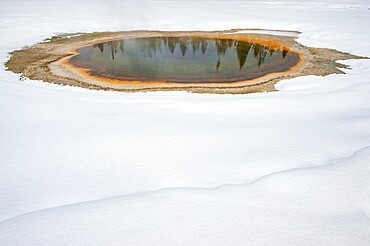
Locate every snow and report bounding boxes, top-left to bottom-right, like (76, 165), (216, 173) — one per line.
(2, 146), (370, 245)
(0, 0), (370, 245)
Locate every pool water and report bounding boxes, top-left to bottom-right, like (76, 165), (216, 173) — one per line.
(69, 37), (299, 83)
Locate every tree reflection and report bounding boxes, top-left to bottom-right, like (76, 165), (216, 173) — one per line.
(236, 41), (252, 70)
(179, 39), (188, 56)
(92, 37), (288, 70)
(282, 49), (288, 58)
(108, 41), (118, 60)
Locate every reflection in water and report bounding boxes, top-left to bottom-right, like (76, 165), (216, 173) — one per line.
(73, 36), (298, 83)
(92, 37), (287, 70)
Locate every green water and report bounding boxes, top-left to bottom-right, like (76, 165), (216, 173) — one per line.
(69, 37), (299, 83)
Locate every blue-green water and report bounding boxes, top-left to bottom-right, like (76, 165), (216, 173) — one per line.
(69, 37), (299, 83)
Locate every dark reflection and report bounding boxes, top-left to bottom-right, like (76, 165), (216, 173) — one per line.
(71, 36), (299, 83)
(92, 37), (284, 69)
(236, 41), (252, 70)
(282, 49), (288, 58)
(179, 39), (188, 56)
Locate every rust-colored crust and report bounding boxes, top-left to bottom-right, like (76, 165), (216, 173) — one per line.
(5, 29), (363, 94)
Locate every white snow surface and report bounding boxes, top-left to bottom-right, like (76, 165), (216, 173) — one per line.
(0, 0), (370, 245)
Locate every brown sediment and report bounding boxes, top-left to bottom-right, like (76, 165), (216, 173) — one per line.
(5, 29), (364, 94)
